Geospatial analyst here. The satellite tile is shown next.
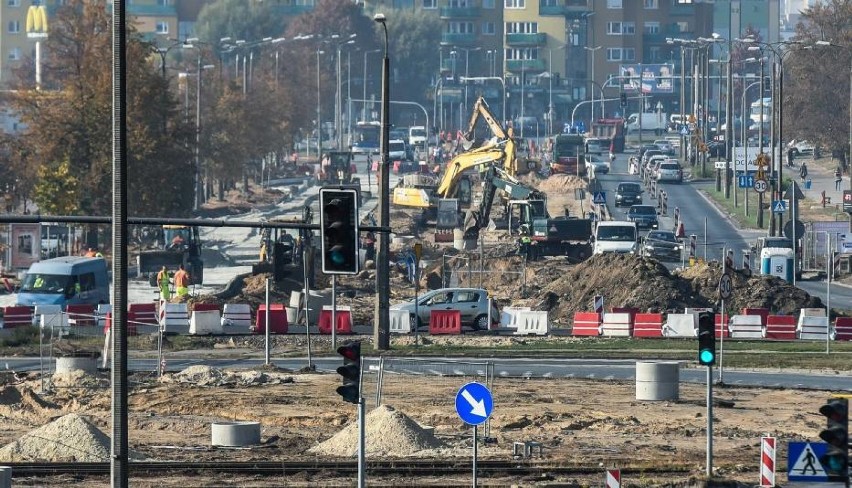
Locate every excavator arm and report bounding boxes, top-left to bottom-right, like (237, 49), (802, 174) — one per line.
(462, 166), (544, 240)
(461, 97), (508, 148)
(435, 145), (507, 198)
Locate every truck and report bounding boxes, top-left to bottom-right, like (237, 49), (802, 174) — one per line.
(550, 134), (586, 176)
(137, 225), (203, 286)
(625, 112), (668, 134)
(408, 126), (427, 149)
(321, 151), (360, 186)
(590, 118), (625, 153)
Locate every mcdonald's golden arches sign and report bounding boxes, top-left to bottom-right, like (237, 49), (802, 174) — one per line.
(26, 5), (48, 38)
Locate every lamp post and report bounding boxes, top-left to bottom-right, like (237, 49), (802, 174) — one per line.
(584, 46), (602, 123)
(336, 36), (357, 149)
(485, 49), (497, 77)
(548, 44), (567, 136)
(374, 12), (391, 351)
(317, 48), (324, 159)
(363, 49), (381, 122)
(460, 76), (506, 126)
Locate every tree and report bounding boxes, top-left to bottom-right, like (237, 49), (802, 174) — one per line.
(194, 0), (284, 49)
(784, 0), (852, 159)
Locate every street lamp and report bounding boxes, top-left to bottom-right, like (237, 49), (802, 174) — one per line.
(485, 49), (497, 77)
(584, 46), (602, 123)
(316, 48), (325, 159)
(451, 47), (481, 119)
(336, 36), (357, 149)
(374, 12), (391, 352)
(548, 44), (567, 136)
(460, 76), (506, 125)
(363, 49), (381, 122)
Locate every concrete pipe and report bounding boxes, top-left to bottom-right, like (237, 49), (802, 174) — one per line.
(211, 421), (261, 447)
(55, 356), (97, 374)
(635, 361), (680, 401)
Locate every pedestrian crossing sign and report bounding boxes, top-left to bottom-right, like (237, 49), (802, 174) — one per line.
(772, 200), (787, 214)
(592, 192), (606, 205)
(787, 441), (829, 481)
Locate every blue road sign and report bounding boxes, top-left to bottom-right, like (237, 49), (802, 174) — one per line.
(455, 382), (493, 426)
(680, 126), (689, 136)
(788, 442), (830, 482)
(772, 200), (788, 214)
(738, 174), (755, 188)
(592, 192), (606, 205)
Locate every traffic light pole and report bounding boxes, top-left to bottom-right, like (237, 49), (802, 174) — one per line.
(707, 365), (714, 477)
(358, 396), (366, 488)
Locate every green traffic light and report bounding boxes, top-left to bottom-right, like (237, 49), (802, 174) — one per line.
(699, 349), (715, 364)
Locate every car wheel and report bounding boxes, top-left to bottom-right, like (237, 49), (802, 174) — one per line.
(472, 314), (489, 331)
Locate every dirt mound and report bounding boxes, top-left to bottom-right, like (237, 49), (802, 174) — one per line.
(309, 405), (445, 457)
(0, 413), (112, 462)
(162, 365), (294, 387)
(536, 174), (587, 192)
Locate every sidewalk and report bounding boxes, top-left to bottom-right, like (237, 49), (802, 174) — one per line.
(796, 157), (849, 213)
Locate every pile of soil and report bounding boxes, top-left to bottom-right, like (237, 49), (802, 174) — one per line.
(309, 405), (445, 457)
(0, 413), (113, 462)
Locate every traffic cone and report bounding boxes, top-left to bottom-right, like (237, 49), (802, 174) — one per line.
(676, 221), (685, 239)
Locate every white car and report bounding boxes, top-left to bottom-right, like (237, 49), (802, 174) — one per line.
(789, 140), (815, 156)
(389, 139), (407, 160)
(653, 139), (674, 155)
(585, 154), (610, 175)
(656, 161), (683, 183)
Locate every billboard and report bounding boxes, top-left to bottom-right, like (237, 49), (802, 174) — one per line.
(732, 146), (781, 173)
(620, 64), (675, 94)
(10, 223), (41, 269)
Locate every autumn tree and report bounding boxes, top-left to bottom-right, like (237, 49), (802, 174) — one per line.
(784, 0), (852, 162)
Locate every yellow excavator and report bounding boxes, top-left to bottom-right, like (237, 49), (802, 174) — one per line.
(392, 97), (519, 212)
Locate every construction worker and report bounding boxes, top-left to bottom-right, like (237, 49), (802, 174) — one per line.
(519, 226), (532, 260)
(173, 264), (190, 297)
(157, 266), (171, 299)
(95, 249), (103, 258)
(171, 232), (185, 249)
(84, 248), (96, 257)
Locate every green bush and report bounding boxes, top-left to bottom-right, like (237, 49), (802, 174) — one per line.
(0, 325), (40, 347)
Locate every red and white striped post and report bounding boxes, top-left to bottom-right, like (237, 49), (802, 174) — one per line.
(759, 436), (775, 487)
(592, 295), (604, 315)
(605, 468), (621, 488)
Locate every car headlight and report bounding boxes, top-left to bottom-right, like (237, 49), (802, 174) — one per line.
(674, 245), (682, 251)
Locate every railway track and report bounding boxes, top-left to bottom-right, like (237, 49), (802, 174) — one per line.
(6, 460), (691, 478)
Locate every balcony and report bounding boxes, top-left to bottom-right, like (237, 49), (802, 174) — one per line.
(440, 6), (480, 18)
(506, 33), (547, 47)
(670, 4), (694, 16)
(506, 59), (547, 73)
(539, 0), (591, 16)
(441, 32), (477, 45)
(643, 32), (667, 44)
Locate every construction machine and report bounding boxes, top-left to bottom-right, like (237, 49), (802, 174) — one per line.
(138, 225), (203, 285)
(463, 166), (593, 261)
(321, 150), (360, 186)
(255, 208), (313, 281)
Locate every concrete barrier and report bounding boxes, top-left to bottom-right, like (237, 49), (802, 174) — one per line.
(513, 311), (549, 336)
(601, 312), (633, 337)
(389, 309), (412, 334)
(501, 307), (531, 329)
(190, 310), (224, 335)
(223, 303), (252, 328)
(799, 316), (830, 341)
(635, 361), (679, 401)
(663, 314), (695, 338)
(729, 315), (764, 339)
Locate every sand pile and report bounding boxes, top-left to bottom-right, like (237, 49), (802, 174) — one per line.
(309, 405), (445, 457)
(0, 413), (111, 462)
(162, 365), (294, 387)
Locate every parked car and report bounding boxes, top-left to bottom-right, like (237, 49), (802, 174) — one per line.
(585, 154), (610, 175)
(615, 182), (643, 207)
(627, 204), (659, 230)
(389, 139), (408, 161)
(642, 150), (663, 166)
(653, 139), (674, 155)
(642, 230), (683, 261)
(656, 161), (683, 183)
(390, 287), (499, 330)
(789, 140), (815, 156)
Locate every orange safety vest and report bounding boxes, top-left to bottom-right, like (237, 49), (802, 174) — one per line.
(174, 270), (189, 288)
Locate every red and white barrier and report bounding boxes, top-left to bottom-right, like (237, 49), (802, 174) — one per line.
(66, 304), (95, 326)
(633, 313), (663, 337)
(389, 309), (412, 334)
(834, 317), (852, 341)
(601, 312), (632, 337)
(572, 312), (601, 336)
(715, 314), (730, 338)
(190, 310), (223, 335)
(222, 303), (252, 327)
(513, 311), (549, 336)
(129, 303), (158, 325)
(428, 310), (461, 335)
(760, 436), (775, 487)
(161, 303), (189, 332)
(605, 469), (621, 488)
(318, 306), (353, 335)
(255, 304), (288, 334)
(729, 315), (763, 339)
(663, 314), (696, 338)
(742, 308), (768, 325)
(764, 315), (797, 340)
(798, 309), (829, 340)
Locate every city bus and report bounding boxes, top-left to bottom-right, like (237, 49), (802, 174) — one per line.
(351, 121), (381, 154)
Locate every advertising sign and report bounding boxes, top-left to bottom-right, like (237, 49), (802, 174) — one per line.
(10, 223), (41, 269)
(732, 147), (781, 173)
(620, 64), (675, 94)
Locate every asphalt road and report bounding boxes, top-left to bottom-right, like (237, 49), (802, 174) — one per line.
(5, 356), (850, 391)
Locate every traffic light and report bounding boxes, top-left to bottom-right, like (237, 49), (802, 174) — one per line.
(818, 397), (848, 482)
(763, 76), (771, 92)
(336, 341), (361, 404)
(320, 188), (360, 275)
(697, 312), (716, 366)
(620, 92), (627, 107)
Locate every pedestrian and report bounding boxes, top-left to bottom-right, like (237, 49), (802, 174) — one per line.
(173, 264), (190, 297)
(799, 161), (808, 182)
(157, 266), (171, 300)
(363, 232), (376, 261)
(835, 167), (843, 190)
(84, 248), (96, 257)
(786, 147), (795, 168)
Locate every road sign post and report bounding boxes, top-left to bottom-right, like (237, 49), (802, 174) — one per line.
(456, 382), (493, 487)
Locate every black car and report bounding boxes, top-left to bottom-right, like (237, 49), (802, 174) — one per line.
(615, 182), (643, 207)
(627, 204), (659, 230)
(642, 230), (682, 260)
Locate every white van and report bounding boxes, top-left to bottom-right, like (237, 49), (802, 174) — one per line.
(408, 126), (427, 148)
(593, 221), (638, 255)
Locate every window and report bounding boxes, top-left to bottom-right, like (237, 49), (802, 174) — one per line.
(606, 0), (622, 8)
(607, 22), (622, 35)
(7, 21), (20, 33)
(606, 48), (635, 62)
(643, 0), (657, 8)
(456, 291), (478, 303)
(422, 0), (436, 8)
(155, 21), (169, 34)
(644, 22), (660, 34)
(623, 48), (635, 61)
(675, 21), (689, 33)
(7, 0), (19, 6)
(447, 22), (474, 34)
(8, 47), (20, 60)
(606, 48), (622, 61)
(506, 22), (538, 34)
(622, 22), (635, 35)
(505, 48), (539, 60)
(649, 46), (662, 62)
(482, 0), (495, 7)
(505, 0), (525, 8)
(569, 32), (580, 46)
(482, 22), (496, 35)
(449, 0), (471, 6)
(676, 0), (693, 3)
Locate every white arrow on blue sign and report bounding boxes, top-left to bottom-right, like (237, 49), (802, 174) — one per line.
(772, 200), (787, 213)
(455, 382), (493, 425)
(592, 192), (606, 205)
(738, 174), (754, 188)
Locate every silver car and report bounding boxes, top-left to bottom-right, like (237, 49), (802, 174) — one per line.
(656, 161), (683, 183)
(390, 287), (499, 330)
